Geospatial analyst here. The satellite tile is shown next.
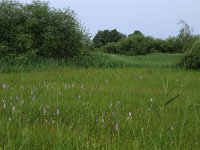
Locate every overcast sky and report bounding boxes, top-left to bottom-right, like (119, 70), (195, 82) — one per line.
(19, 0), (200, 38)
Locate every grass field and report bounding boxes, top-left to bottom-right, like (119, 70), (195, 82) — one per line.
(0, 53), (182, 73)
(0, 54), (200, 149)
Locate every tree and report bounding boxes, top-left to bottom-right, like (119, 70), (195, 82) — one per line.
(177, 20), (194, 51)
(180, 38), (200, 69)
(178, 20), (193, 40)
(0, 0), (91, 62)
(93, 29), (126, 48)
(129, 30), (144, 36)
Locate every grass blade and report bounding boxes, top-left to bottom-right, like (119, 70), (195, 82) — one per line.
(164, 93), (182, 106)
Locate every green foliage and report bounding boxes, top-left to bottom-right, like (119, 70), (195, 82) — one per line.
(160, 37), (184, 53)
(180, 39), (200, 69)
(103, 34), (157, 55)
(93, 29), (126, 48)
(0, 0), (90, 62)
(129, 30), (144, 36)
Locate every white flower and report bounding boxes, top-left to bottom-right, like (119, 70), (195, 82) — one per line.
(56, 108), (60, 116)
(116, 101), (120, 107)
(115, 122), (119, 132)
(101, 117), (104, 123)
(126, 112), (132, 120)
(12, 106), (16, 112)
(3, 103), (6, 110)
(2, 84), (7, 89)
(43, 107), (47, 114)
(150, 98), (153, 102)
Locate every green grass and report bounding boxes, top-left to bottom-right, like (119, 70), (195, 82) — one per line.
(96, 52), (182, 68)
(0, 66), (200, 149)
(0, 52), (183, 73)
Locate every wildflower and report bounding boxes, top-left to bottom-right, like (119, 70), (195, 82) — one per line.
(12, 106), (16, 112)
(2, 84), (7, 89)
(139, 75), (143, 80)
(9, 118), (12, 122)
(111, 112), (115, 117)
(101, 117), (104, 124)
(115, 122), (119, 132)
(78, 95), (81, 99)
(56, 108), (60, 116)
(43, 107), (47, 115)
(116, 101), (120, 107)
(150, 98), (153, 102)
(126, 112), (132, 120)
(3, 103), (6, 110)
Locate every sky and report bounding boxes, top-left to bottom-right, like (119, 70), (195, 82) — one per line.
(18, 0), (200, 39)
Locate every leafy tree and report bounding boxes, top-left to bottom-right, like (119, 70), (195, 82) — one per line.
(177, 20), (195, 51)
(179, 38), (200, 69)
(103, 34), (156, 55)
(93, 29), (126, 48)
(0, 0), (91, 62)
(129, 30), (144, 36)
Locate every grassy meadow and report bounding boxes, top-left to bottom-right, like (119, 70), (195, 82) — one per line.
(0, 53), (200, 149)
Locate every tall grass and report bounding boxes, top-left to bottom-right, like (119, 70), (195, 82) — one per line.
(0, 67), (200, 149)
(0, 52), (182, 73)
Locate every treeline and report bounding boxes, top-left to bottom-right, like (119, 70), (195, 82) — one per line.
(0, 0), (91, 63)
(92, 25), (200, 69)
(93, 27), (199, 55)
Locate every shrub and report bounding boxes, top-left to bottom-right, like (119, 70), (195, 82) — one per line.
(0, 0), (90, 62)
(103, 34), (156, 55)
(93, 29), (126, 48)
(160, 37), (184, 53)
(179, 39), (200, 69)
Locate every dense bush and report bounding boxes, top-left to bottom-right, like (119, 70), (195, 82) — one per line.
(93, 29), (126, 48)
(103, 34), (157, 55)
(0, 0), (91, 62)
(179, 39), (200, 69)
(160, 37), (184, 53)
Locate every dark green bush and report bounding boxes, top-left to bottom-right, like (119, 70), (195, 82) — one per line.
(0, 0), (90, 62)
(160, 37), (184, 53)
(103, 34), (156, 55)
(179, 39), (200, 69)
(93, 29), (126, 48)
